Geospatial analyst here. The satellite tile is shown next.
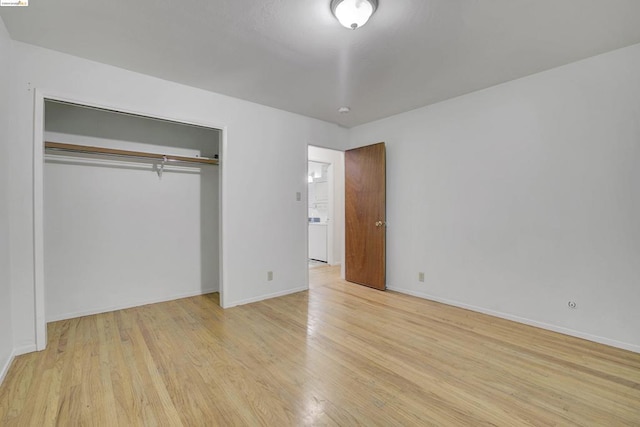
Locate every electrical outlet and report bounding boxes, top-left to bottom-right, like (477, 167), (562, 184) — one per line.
(568, 301), (577, 309)
(267, 271), (273, 281)
(418, 272), (425, 282)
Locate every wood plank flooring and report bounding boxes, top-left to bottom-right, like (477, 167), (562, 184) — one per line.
(1, 265), (639, 425)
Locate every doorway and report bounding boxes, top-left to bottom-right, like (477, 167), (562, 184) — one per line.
(308, 160), (330, 266)
(307, 146), (345, 273)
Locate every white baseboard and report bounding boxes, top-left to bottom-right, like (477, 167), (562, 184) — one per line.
(14, 343), (37, 355)
(0, 349), (15, 386)
(225, 286), (308, 308)
(387, 285), (640, 354)
(47, 288), (218, 322)
(0, 343), (33, 385)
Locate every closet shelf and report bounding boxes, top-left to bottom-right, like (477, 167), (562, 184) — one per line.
(44, 141), (219, 165)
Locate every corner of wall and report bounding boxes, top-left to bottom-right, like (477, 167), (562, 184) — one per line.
(0, 349), (16, 386)
(346, 43), (640, 352)
(0, 13), (16, 385)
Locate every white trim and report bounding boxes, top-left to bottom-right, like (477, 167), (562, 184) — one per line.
(225, 286), (308, 308)
(304, 147), (310, 299)
(46, 288), (218, 322)
(219, 125), (229, 308)
(0, 343), (40, 385)
(13, 344), (37, 355)
(33, 88), (228, 349)
(33, 90), (46, 350)
(387, 285), (640, 354)
(0, 349), (16, 386)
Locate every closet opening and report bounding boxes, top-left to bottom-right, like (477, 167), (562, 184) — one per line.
(34, 97), (223, 349)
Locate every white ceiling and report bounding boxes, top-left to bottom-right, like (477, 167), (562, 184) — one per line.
(2, 0), (640, 127)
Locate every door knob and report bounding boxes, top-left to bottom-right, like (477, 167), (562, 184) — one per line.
(375, 221), (385, 227)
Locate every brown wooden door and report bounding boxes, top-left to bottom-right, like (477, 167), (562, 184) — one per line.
(345, 142), (386, 290)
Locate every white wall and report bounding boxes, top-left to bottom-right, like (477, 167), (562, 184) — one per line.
(7, 41), (347, 351)
(308, 146), (345, 267)
(43, 102), (220, 321)
(0, 17), (14, 382)
(348, 43), (640, 352)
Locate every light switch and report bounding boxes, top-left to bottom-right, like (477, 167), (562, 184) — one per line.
(296, 192), (301, 201)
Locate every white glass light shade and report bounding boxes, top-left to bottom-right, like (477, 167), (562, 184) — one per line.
(331, 0), (378, 30)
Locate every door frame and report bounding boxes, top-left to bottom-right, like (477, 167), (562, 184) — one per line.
(307, 145), (346, 274)
(32, 88), (228, 350)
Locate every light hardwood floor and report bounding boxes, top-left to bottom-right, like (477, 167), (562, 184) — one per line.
(1, 265), (639, 425)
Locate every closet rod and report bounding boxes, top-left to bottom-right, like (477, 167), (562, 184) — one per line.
(44, 141), (219, 165)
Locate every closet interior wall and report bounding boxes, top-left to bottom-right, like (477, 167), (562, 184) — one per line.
(43, 101), (220, 321)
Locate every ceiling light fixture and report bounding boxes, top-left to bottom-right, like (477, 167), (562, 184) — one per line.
(338, 106), (351, 114)
(330, 0), (378, 30)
